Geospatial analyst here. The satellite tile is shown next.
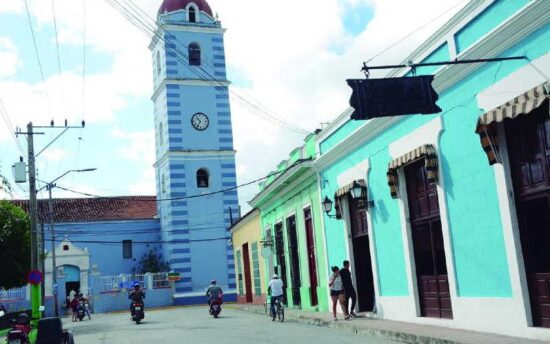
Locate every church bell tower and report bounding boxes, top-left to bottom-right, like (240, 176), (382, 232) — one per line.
(151, 0), (238, 304)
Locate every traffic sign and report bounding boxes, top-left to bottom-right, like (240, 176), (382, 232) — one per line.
(167, 272), (181, 281)
(27, 270), (43, 285)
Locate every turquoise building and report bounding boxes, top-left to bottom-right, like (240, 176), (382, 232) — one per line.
(151, 0), (239, 304)
(315, 0), (549, 340)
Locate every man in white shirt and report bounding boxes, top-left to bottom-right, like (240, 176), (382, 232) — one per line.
(268, 274), (284, 319)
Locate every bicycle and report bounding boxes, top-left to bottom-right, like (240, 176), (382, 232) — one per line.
(271, 296), (284, 322)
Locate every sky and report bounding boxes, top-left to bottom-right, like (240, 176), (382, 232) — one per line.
(0, 0), (467, 211)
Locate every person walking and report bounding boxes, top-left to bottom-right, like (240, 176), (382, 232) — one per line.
(340, 260), (357, 317)
(328, 266), (349, 321)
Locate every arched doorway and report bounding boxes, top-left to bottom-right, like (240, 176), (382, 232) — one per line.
(63, 265), (81, 300)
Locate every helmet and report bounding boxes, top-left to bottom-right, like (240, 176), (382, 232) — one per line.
(272, 274), (279, 279)
(210, 279), (216, 285)
(133, 282), (140, 288)
(17, 313), (29, 324)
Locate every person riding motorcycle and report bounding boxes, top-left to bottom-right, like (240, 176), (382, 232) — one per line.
(128, 282), (146, 316)
(205, 280), (223, 308)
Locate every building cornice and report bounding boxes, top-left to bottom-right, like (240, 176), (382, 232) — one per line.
(154, 150), (236, 167)
(229, 208), (260, 235)
(315, 108), (354, 147)
(249, 161), (314, 208)
(160, 24), (226, 35)
(315, 0), (547, 172)
(152, 78), (231, 101)
(313, 116), (401, 172)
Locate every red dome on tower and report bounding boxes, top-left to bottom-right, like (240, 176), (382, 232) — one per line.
(158, 0), (213, 16)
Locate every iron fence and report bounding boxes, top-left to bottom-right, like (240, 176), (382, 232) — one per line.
(0, 287), (26, 301)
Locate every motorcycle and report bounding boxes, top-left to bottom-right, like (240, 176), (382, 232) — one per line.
(76, 301), (86, 321)
(209, 298), (222, 318)
(5, 314), (32, 344)
(131, 301), (145, 324)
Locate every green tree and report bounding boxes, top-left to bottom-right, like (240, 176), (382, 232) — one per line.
(0, 165), (12, 196)
(134, 248), (169, 274)
(0, 201), (31, 289)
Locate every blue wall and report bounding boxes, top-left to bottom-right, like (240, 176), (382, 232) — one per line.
(53, 220), (162, 275)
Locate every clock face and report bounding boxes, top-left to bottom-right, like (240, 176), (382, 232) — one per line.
(191, 113), (209, 131)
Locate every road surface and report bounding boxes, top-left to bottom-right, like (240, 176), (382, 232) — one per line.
(63, 306), (401, 344)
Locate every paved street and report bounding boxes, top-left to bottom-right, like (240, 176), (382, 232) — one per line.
(63, 306), (401, 344)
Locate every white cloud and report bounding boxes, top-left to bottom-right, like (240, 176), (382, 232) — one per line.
(128, 168), (156, 195)
(42, 147), (67, 162)
(0, 0), (467, 205)
(112, 128), (155, 165)
(0, 37), (19, 78)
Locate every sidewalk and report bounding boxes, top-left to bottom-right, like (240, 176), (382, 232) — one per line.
(230, 304), (550, 344)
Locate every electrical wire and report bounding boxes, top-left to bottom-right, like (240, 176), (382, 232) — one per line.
(104, 0), (309, 135)
(0, 97), (25, 155)
(365, 0), (469, 64)
(50, 0), (66, 119)
(49, 158), (310, 202)
(23, 0), (53, 119)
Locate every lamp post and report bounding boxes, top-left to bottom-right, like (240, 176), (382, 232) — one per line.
(39, 168), (96, 317)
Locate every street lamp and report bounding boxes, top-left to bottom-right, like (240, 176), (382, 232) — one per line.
(39, 168), (97, 317)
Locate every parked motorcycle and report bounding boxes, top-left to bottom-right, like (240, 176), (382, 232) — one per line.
(5, 314), (32, 344)
(209, 299), (221, 318)
(131, 301), (145, 324)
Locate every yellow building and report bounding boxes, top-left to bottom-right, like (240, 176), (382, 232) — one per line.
(230, 209), (266, 304)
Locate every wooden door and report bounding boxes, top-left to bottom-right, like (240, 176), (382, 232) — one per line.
(242, 243), (253, 303)
(286, 215), (302, 307)
(304, 208), (319, 306)
(348, 195), (375, 312)
(506, 106), (550, 327)
(274, 223), (288, 305)
(405, 160), (453, 319)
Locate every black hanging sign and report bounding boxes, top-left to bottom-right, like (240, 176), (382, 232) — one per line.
(347, 75), (441, 120)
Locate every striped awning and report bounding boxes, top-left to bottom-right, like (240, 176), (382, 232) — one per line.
(335, 179), (366, 198)
(387, 144), (438, 198)
(476, 82), (550, 165)
(333, 179), (367, 219)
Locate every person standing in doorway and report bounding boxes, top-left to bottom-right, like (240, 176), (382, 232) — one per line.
(340, 260), (357, 317)
(328, 266), (349, 321)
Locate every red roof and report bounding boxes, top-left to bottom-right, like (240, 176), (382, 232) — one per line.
(11, 196), (158, 223)
(159, 0), (213, 16)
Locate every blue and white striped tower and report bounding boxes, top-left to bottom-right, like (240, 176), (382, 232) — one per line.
(151, 0), (238, 304)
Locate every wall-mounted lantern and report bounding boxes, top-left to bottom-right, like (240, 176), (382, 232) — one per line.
(350, 180), (375, 208)
(323, 196), (337, 218)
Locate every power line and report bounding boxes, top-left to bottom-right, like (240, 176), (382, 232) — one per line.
(365, 0), (469, 64)
(0, 97), (25, 155)
(105, 0), (309, 135)
(50, 157), (310, 202)
(23, 0), (53, 118)
(50, 0), (67, 119)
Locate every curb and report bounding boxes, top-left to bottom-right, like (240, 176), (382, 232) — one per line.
(231, 306), (457, 344)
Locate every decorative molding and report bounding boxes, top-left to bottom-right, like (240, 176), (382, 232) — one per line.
(154, 150), (236, 167)
(315, 108), (354, 147)
(160, 23), (225, 35)
(249, 162), (314, 208)
(152, 79), (231, 101)
(314, 117), (401, 172)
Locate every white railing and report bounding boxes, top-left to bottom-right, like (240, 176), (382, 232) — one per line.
(99, 273), (168, 292)
(152, 272), (169, 288)
(0, 286), (27, 301)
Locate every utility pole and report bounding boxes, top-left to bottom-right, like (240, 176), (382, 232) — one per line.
(27, 122), (39, 272)
(15, 120), (86, 321)
(47, 183), (58, 317)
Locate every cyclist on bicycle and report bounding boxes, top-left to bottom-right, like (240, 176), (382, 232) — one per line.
(268, 274), (284, 320)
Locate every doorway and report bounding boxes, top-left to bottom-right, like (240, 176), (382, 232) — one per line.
(63, 264), (81, 301)
(242, 243), (253, 303)
(274, 223), (288, 305)
(347, 194), (375, 312)
(505, 106), (550, 327)
(304, 208), (319, 307)
(405, 159), (452, 319)
(286, 215), (301, 307)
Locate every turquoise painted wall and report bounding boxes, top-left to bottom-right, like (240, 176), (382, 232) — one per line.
(319, 22), (549, 298)
(454, 0), (530, 54)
